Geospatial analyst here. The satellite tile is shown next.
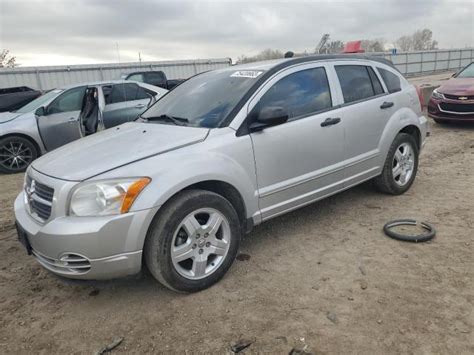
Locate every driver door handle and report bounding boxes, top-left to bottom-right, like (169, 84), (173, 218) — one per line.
(135, 103), (147, 109)
(380, 101), (394, 109)
(68, 117), (79, 123)
(320, 117), (341, 127)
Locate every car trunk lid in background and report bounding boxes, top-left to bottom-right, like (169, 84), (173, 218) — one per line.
(31, 122), (209, 181)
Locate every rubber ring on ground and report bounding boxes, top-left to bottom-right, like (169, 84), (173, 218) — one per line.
(383, 219), (436, 243)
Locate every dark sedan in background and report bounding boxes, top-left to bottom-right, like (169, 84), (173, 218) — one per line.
(428, 62), (474, 123)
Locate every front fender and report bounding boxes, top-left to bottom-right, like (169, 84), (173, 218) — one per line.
(95, 134), (259, 221)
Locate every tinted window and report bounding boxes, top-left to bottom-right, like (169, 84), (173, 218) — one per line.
(258, 67), (332, 120)
(146, 72), (166, 86)
(47, 87), (85, 114)
(142, 69), (259, 128)
(336, 65), (380, 103)
(378, 68), (402, 93)
(368, 67), (384, 95)
(127, 73), (144, 82)
(108, 83), (142, 104)
(136, 86), (150, 100)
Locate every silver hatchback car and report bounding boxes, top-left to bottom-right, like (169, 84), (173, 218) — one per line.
(15, 55), (428, 292)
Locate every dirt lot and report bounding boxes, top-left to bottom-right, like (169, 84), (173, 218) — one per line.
(0, 117), (473, 354)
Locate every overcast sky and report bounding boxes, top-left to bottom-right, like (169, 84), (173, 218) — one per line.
(0, 0), (473, 67)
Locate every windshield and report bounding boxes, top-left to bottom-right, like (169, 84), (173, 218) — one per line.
(14, 89), (62, 113)
(141, 69), (263, 128)
(456, 63), (474, 78)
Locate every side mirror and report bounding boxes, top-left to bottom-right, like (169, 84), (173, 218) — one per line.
(35, 106), (46, 116)
(250, 106), (288, 132)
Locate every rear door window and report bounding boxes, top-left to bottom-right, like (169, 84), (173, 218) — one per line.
(368, 67), (384, 95)
(335, 65), (384, 104)
(108, 83), (143, 104)
(258, 67), (332, 120)
(378, 68), (402, 93)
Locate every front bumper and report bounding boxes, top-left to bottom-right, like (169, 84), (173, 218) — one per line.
(14, 191), (159, 280)
(428, 98), (474, 122)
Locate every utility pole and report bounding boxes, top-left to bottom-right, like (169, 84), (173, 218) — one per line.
(115, 42), (121, 64)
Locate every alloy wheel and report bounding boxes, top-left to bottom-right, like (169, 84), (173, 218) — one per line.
(171, 208), (231, 280)
(392, 142), (415, 187)
(0, 140), (33, 172)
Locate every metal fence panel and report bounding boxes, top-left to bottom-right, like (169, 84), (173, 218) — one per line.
(0, 58), (232, 90)
(371, 48), (473, 76)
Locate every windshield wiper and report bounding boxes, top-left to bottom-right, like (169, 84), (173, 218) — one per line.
(142, 114), (189, 126)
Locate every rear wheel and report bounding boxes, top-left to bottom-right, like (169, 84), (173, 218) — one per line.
(0, 136), (38, 174)
(144, 189), (241, 292)
(374, 133), (419, 195)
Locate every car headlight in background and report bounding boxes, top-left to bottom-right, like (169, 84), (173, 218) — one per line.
(431, 89), (444, 100)
(69, 177), (151, 216)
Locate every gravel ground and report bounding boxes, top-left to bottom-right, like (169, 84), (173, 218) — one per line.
(0, 117), (473, 354)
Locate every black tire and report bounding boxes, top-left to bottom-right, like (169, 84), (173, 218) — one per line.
(0, 136), (38, 174)
(374, 133), (419, 195)
(144, 189), (241, 292)
(383, 219), (436, 243)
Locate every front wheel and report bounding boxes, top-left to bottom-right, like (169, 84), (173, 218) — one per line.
(374, 133), (419, 195)
(144, 189), (241, 292)
(0, 136), (38, 174)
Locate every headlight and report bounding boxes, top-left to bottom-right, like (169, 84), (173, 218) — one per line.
(431, 89), (444, 100)
(69, 177), (151, 216)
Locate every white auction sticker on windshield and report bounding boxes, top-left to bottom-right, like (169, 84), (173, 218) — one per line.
(231, 70), (263, 78)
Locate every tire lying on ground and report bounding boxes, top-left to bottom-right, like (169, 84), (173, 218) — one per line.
(383, 219), (436, 243)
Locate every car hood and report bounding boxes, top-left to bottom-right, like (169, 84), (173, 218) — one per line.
(32, 122), (210, 181)
(0, 111), (22, 123)
(438, 78), (474, 96)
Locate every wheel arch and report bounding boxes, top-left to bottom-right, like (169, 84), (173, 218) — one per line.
(399, 124), (421, 151)
(147, 179), (250, 237)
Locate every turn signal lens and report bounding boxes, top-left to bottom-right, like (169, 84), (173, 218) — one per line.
(120, 177), (151, 213)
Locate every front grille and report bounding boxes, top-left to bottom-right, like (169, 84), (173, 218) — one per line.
(439, 102), (474, 114)
(444, 94), (474, 101)
(32, 251), (91, 274)
(25, 174), (55, 221)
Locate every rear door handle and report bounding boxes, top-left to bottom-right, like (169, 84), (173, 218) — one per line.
(380, 101), (394, 109)
(68, 117), (78, 123)
(320, 117), (341, 127)
(135, 103), (147, 109)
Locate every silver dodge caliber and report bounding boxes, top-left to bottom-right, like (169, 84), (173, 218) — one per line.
(15, 55), (428, 292)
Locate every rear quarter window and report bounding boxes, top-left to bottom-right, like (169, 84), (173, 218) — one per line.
(378, 68), (402, 93)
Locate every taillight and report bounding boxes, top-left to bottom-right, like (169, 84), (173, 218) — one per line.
(415, 85), (424, 111)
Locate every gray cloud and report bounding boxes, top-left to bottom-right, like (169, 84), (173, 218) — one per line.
(0, 0), (473, 66)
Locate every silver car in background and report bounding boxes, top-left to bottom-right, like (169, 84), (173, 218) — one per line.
(14, 55), (428, 292)
(0, 81), (167, 173)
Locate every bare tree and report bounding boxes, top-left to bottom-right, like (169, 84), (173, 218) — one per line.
(0, 50), (17, 68)
(325, 40), (345, 54)
(412, 29), (438, 50)
(396, 36), (413, 51)
(360, 39), (386, 52)
(396, 29), (438, 51)
(237, 48), (284, 64)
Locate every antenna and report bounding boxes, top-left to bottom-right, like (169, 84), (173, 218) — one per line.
(139, 52), (142, 65)
(115, 42), (121, 64)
